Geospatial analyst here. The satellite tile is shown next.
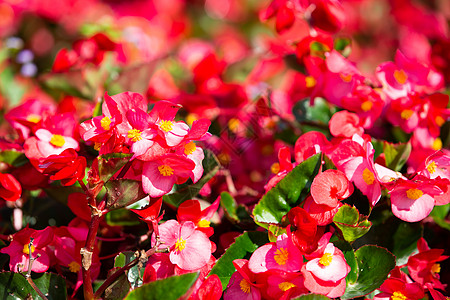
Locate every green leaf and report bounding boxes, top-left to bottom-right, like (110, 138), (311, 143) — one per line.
(334, 37), (352, 57)
(333, 240), (358, 284)
(114, 252), (144, 288)
(163, 149), (220, 208)
(430, 204), (450, 231)
(124, 272), (199, 300)
(333, 205), (372, 243)
(293, 98), (333, 125)
(106, 208), (141, 226)
(392, 222), (422, 265)
(40, 71), (93, 99)
(293, 294), (331, 300)
(220, 191), (238, 221)
(341, 245), (396, 299)
(0, 150), (28, 167)
(109, 62), (159, 95)
(105, 179), (147, 210)
(383, 141), (411, 172)
(97, 153), (132, 183)
(208, 231), (268, 290)
(252, 154), (321, 228)
(0, 67), (26, 107)
(0, 272), (67, 300)
(104, 267), (131, 300)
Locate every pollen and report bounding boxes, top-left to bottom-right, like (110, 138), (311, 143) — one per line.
(94, 142), (102, 151)
(228, 118), (240, 133)
(427, 161), (437, 174)
(406, 188), (423, 200)
(274, 247), (289, 265)
(394, 69), (408, 85)
(23, 244), (35, 255)
(159, 120), (173, 132)
(197, 219), (210, 227)
(340, 73), (352, 82)
(239, 279), (251, 294)
(127, 128), (142, 142)
(184, 141), (196, 155)
(361, 100), (373, 112)
(401, 109), (414, 120)
(362, 168), (375, 185)
(186, 114), (198, 126)
(278, 281), (296, 292)
(27, 114), (41, 123)
(158, 165), (174, 176)
(175, 238), (186, 252)
(305, 76), (316, 88)
(431, 263), (441, 274)
(391, 291), (407, 300)
(433, 138), (442, 150)
(68, 261), (81, 273)
(436, 116), (445, 127)
(100, 116), (111, 130)
(271, 162), (280, 174)
(50, 134), (66, 147)
(319, 253), (333, 266)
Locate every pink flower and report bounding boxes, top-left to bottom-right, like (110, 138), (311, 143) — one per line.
(141, 154), (195, 197)
(328, 110), (364, 138)
(224, 259), (262, 300)
(248, 233), (303, 273)
(374, 278), (424, 300)
(34, 128), (79, 157)
(177, 198), (220, 237)
(154, 220), (211, 271)
(264, 270), (308, 300)
(310, 169), (353, 208)
(1, 227), (53, 273)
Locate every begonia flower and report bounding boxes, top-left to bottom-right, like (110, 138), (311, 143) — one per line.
(39, 148), (86, 186)
(310, 169), (353, 207)
(0, 173), (22, 202)
(224, 259), (262, 300)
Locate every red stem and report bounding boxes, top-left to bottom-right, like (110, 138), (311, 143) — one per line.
(81, 214), (101, 300)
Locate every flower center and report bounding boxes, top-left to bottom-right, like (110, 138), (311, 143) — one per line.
(274, 247), (289, 265)
(239, 279), (251, 294)
(175, 238), (186, 252)
(406, 188), (423, 200)
(340, 73), (352, 82)
(319, 253), (333, 266)
(278, 281), (296, 292)
(228, 118), (240, 133)
(27, 114), (41, 123)
(158, 165), (174, 176)
(435, 116), (445, 127)
(362, 168), (375, 185)
(159, 120), (173, 132)
(127, 129), (142, 142)
(50, 134), (66, 147)
(184, 141), (196, 155)
(391, 291), (407, 300)
(23, 244), (35, 255)
(401, 109), (414, 120)
(68, 261), (81, 273)
(433, 138), (442, 150)
(361, 100), (373, 112)
(271, 162), (280, 174)
(100, 116), (111, 130)
(394, 69), (408, 85)
(94, 142), (102, 151)
(427, 161), (436, 174)
(197, 219), (210, 227)
(431, 263), (441, 274)
(305, 76), (316, 88)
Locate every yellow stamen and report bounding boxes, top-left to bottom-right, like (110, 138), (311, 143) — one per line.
(340, 73), (352, 82)
(197, 219), (210, 227)
(305, 76), (316, 88)
(100, 116), (111, 131)
(271, 162), (280, 174)
(159, 120), (173, 132)
(68, 261), (81, 273)
(362, 168), (375, 185)
(274, 248), (289, 265)
(175, 238), (186, 252)
(406, 188), (423, 200)
(217, 152), (231, 165)
(394, 69), (408, 85)
(239, 279), (251, 294)
(50, 134), (65, 147)
(94, 142), (102, 151)
(427, 161), (437, 174)
(431, 263), (441, 274)
(27, 114), (41, 123)
(184, 141), (196, 155)
(401, 109), (414, 120)
(433, 138), (442, 150)
(361, 100), (373, 112)
(319, 253), (333, 266)
(228, 118), (240, 133)
(127, 128), (142, 142)
(278, 281), (296, 292)
(23, 244), (35, 255)
(436, 116), (445, 127)
(391, 291), (407, 300)
(158, 165), (174, 176)
(186, 114), (198, 126)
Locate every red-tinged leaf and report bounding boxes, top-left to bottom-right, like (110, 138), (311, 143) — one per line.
(105, 179), (147, 210)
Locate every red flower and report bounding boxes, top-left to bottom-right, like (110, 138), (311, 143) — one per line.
(0, 173), (22, 202)
(40, 148), (86, 186)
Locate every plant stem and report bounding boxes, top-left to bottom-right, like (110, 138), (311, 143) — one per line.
(22, 239), (49, 300)
(81, 214), (101, 300)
